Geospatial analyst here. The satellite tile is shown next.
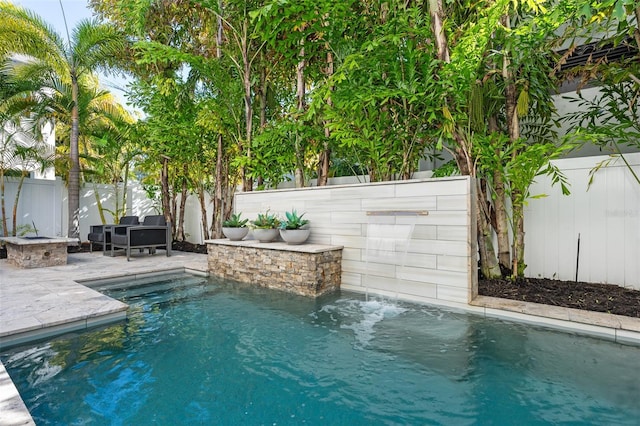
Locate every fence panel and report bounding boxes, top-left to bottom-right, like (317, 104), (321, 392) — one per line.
(524, 153), (640, 289)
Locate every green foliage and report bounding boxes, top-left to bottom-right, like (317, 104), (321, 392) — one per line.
(563, 80), (640, 186)
(250, 211), (281, 229)
(319, 5), (439, 181)
(0, 222), (37, 237)
(432, 160), (460, 178)
(222, 213), (248, 228)
(238, 119), (299, 189)
(279, 209), (309, 230)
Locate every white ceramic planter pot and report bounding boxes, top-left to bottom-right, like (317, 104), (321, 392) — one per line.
(222, 227), (249, 241)
(252, 228), (279, 243)
(279, 229), (310, 245)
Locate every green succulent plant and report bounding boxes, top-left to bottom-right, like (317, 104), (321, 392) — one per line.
(222, 213), (248, 228)
(280, 210), (309, 230)
(250, 211), (281, 229)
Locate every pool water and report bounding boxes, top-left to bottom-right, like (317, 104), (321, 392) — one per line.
(2, 275), (639, 425)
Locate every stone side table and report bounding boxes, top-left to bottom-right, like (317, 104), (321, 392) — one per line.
(205, 239), (343, 297)
(0, 236), (79, 268)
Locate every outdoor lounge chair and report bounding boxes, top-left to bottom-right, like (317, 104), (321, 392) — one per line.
(110, 215), (172, 261)
(88, 215), (140, 252)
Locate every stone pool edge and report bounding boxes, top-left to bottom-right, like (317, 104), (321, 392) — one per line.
(470, 295), (640, 346)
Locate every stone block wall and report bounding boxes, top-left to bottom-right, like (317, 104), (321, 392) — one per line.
(207, 241), (342, 297)
(6, 242), (68, 268)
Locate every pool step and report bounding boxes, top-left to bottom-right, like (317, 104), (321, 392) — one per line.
(128, 283), (211, 308)
(105, 276), (208, 301)
(100, 276), (208, 304)
(90, 274), (202, 293)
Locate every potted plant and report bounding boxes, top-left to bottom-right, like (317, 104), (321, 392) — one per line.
(279, 210), (310, 245)
(250, 211), (281, 242)
(222, 213), (249, 241)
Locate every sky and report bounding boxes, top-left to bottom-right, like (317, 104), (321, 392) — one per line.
(12, 0), (132, 109)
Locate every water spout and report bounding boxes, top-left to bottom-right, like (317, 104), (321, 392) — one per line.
(363, 211), (423, 301)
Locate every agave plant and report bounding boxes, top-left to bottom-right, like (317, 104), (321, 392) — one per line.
(250, 211), (281, 229)
(280, 210), (309, 230)
(222, 213), (248, 228)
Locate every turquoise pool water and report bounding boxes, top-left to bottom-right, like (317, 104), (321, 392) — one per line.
(2, 275), (639, 425)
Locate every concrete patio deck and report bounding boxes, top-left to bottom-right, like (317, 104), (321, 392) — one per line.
(0, 250), (208, 426)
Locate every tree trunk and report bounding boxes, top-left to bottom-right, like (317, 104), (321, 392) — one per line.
(93, 184), (106, 224)
(634, 6), (640, 53)
(212, 5), (224, 239)
(259, 65), (267, 129)
(294, 42), (306, 188)
(512, 199), (526, 277)
(198, 183), (210, 241)
(488, 117), (511, 274)
(317, 50), (333, 187)
(11, 171), (28, 236)
(429, 0), (500, 278)
(493, 168), (511, 274)
(160, 155), (172, 225)
(176, 164), (188, 241)
(502, 15), (523, 276)
(1, 169), (7, 237)
(428, 0), (450, 63)
(477, 179), (502, 278)
(241, 19), (253, 192)
(121, 161), (130, 219)
(213, 134), (224, 239)
(171, 191), (178, 237)
(68, 70), (81, 238)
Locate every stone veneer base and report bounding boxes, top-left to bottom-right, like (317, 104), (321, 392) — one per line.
(205, 239), (343, 297)
(0, 237), (78, 269)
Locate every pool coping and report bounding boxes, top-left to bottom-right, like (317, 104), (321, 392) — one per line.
(470, 295), (640, 345)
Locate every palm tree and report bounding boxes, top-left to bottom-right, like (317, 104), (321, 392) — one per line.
(0, 2), (125, 238)
(0, 74), (54, 236)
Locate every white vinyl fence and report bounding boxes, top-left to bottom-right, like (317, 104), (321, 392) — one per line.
(524, 152), (640, 289)
(1, 152), (638, 289)
(0, 178), (157, 240)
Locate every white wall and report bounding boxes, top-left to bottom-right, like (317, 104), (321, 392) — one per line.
(234, 177), (477, 308)
(78, 183), (137, 239)
(0, 178), (155, 239)
(0, 177), (62, 237)
(524, 152), (640, 289)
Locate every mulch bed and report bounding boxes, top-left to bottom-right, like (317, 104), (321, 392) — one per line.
(479, 277), (640, 318)
(172, 240), (207, 254)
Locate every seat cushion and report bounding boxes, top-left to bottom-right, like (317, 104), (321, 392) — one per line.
(143, 215), (166, 226)
(88, 232), (105, 242)
(119, 216), (140, 225)
(111, 234), (129, 246)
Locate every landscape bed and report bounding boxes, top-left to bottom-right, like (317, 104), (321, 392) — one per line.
(479, 277), (640, 318)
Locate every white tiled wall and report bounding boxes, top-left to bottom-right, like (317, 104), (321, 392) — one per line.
(234, 176), (477, 308)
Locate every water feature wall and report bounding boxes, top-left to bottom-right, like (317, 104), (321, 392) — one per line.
(234, 176), (477, 308)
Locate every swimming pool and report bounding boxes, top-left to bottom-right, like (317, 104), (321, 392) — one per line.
(2, 274), (639, 425)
